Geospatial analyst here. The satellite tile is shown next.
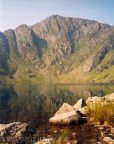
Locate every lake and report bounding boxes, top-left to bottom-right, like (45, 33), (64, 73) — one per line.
(0, 83), (114, 139)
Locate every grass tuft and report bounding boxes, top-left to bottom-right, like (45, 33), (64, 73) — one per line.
(86, 101), (114, 125)
(51, 129), (68, 144)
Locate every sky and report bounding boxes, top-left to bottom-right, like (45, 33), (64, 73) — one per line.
(0, 0), (114, 31)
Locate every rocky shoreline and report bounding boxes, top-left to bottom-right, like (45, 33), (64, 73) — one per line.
(49, 93), (114, 125)
(0, 93), (114, 144)
(0, 122), (32, 143)
(48, 93), (114, 144)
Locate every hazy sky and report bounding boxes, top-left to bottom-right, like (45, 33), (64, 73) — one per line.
(0, 0), (114, 31)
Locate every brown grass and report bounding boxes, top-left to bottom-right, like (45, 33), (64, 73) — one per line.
(86, 101), (114, 125)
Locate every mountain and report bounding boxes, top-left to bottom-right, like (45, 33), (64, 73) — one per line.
(0, 15), (114, 83)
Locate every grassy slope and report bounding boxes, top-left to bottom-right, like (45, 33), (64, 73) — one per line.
(0, 49), (113, 83)
(0, 65), (113, 83)
(1, 65), (113, 83)
(81, 50), (114, 83)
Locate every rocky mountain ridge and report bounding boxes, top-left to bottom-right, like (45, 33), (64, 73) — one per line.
(0, 15), (114, 83)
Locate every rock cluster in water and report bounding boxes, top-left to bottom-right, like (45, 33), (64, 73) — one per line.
(49, 93), (114, 125)
(48, 93), (114, 144)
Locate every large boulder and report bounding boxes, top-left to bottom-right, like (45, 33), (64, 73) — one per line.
(49, 103), (81, 125)
(73, 98), (86, 111)
(49, 111), (80, 125)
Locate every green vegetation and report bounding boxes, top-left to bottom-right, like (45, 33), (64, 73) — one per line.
(74, 40), (84, 50)
(97, 49), (114, 68)
(86, 101), (114, 125)
(81, 66), (114, 83)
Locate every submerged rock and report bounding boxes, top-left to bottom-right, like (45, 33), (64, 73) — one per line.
(49, 103), (81, 125)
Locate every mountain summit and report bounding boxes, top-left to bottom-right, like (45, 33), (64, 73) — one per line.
(0, 15), (114, 83)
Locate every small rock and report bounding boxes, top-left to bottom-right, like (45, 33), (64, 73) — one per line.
(72, 140), (78, 144)
(35, 138), (52, 144)
(72, 132), (76, 137)
(103, 137), (114, 144)
(111, 128), (114, 134)
(97, 126), (104, 131)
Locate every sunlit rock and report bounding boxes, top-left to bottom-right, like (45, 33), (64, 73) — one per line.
(73, 98), (86, 111)
(49, 103), (81, 125)
(86, 96), (102, 103)
(103, 137), (114, 143)
(54, 103), (75, 116)
(104, 93), (114, 101)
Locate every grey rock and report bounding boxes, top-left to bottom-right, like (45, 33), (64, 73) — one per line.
(104, 93), (114, 101)
(111, 128), (114, 134)
(73, 98), (86, 111)
(49, 103), (81, 125)
(0, 122), (29, 143)
(86, 93), (114, 104)
(86, 96), (102, 104)
(54, 103), (75, 116)
(103, 137), (114, 144)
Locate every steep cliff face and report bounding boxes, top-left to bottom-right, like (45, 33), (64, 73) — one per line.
(0, 32), (10, 75)
(0, 15), (114, 82)
(32, 15), (109, 67)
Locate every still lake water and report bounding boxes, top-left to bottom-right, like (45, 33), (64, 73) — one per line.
(0, 83), (114, 138)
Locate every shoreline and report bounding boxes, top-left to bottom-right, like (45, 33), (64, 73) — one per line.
(0, 93), (114, 144)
